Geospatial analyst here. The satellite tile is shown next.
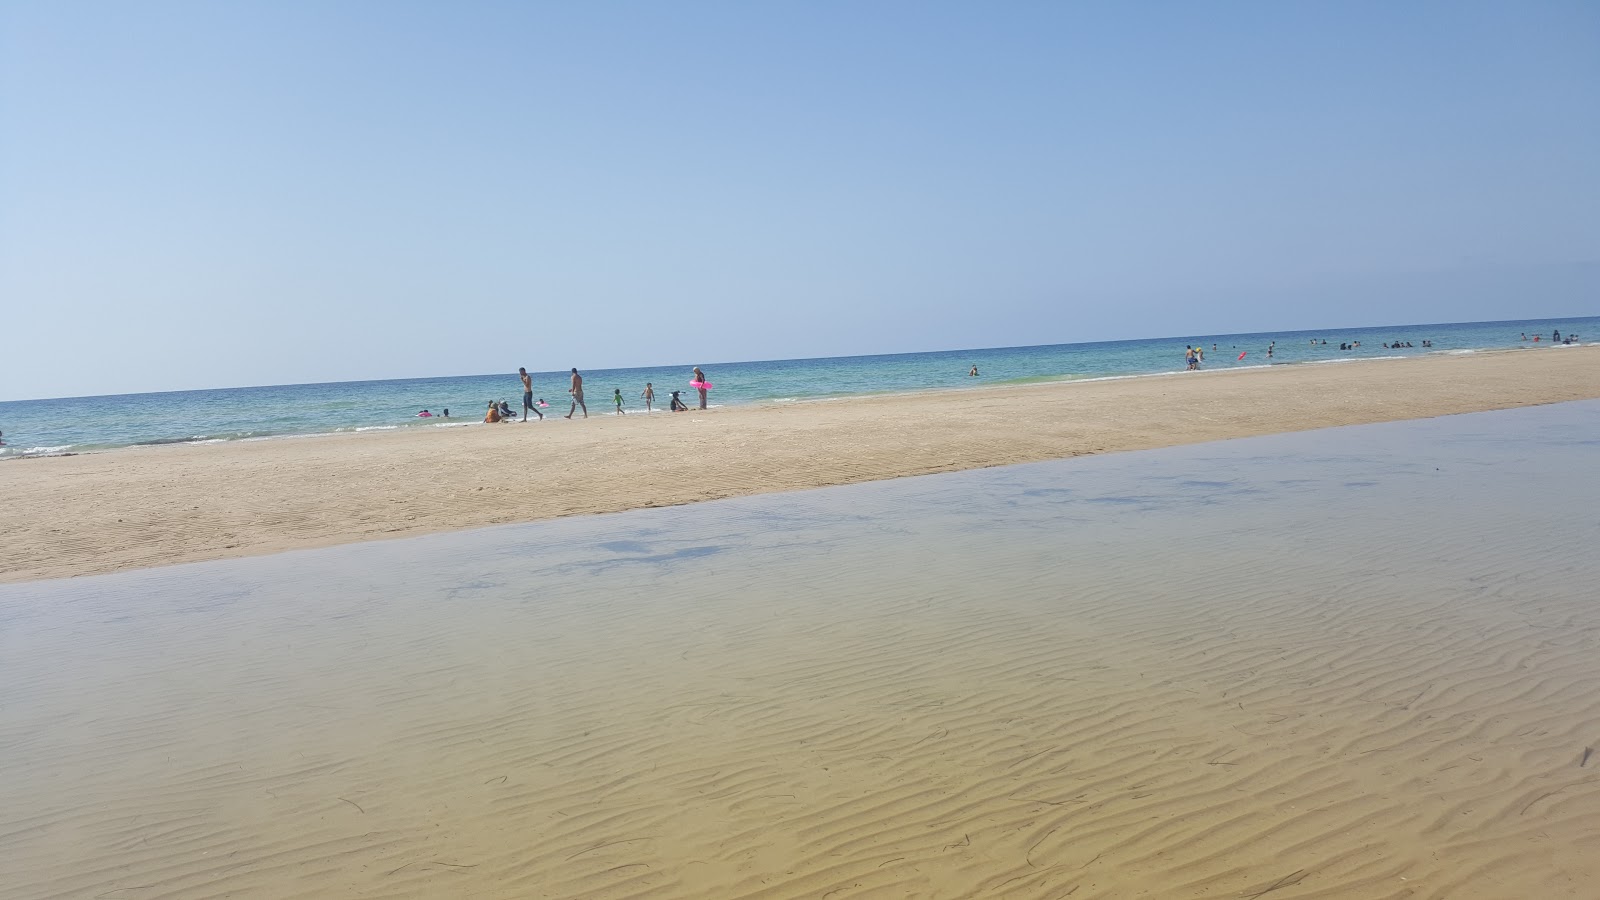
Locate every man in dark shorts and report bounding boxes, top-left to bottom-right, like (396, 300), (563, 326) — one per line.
(519, 368), (542, 421)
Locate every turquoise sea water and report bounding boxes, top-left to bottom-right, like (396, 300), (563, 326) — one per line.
(1, 316), (1593, 457)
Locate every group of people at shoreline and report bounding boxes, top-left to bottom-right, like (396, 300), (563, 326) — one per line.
(410, 330), (1584, 427)
(1177, 332), (1527, 369)
(463, 366), (711, 424)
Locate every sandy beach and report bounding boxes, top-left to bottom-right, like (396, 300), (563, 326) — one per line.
(5, 400), (1599, 899)
(3, 346), (1597, 584)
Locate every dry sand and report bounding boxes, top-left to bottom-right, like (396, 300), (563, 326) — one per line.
(4, 345), (1598, 584)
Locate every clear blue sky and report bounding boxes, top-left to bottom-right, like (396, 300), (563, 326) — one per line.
(3, 1), (1597, 400)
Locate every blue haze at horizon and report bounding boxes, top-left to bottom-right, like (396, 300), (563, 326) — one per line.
(1, 3), (1598, 402)
(0, 316), (1593, 457)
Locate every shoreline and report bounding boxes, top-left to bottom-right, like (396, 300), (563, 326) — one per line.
(4, 344), (1598, 584)
(2, 342), (1588, 460)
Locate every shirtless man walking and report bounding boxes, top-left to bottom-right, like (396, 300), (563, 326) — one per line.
(565, 368), (588, 419)
(518, 367), (542, 421)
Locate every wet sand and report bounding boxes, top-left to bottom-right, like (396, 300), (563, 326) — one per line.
(3, 402), (1598, 898)
(3, 345), (1598, 583)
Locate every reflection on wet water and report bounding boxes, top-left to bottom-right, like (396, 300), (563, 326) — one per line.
(3, 402), (1599, 899)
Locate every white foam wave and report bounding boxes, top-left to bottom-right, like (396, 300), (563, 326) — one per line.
(5, 444), (75, 457)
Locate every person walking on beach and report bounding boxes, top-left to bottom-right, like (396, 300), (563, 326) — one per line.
(1185, 346), (1197, 370)
(565, 368), (587, 419)
(641, 382), (654, 412)
(518, 368), (543, 421)
(613, 388), (625, 415)
(692, 367), (709, 410)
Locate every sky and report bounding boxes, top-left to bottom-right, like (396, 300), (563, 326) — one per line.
(2, 1), (1597, 401)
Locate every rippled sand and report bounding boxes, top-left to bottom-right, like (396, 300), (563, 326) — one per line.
(3, 402), (1599, 898)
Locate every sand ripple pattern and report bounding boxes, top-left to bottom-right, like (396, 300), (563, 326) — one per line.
(3, 401), (1599, 897)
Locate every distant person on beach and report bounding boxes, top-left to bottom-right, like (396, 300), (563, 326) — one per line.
(417, 410), (432, 417)
(670, 390), (688, 412)
(969, 365), (979, 377)
(613, 388), (625, 415)
(442, 409), (449, 418)
(484, 402), (501, 423)
(1554, 329), (1562, 342)
(692, 367), (709, 409)
(1266, 346), (1273, 358)
(519, 368), (543, 421)
(566, 368), (587, 419)
(641, 383), (654, 412)
(498, 400), (514, 420)
(1195, 345), (1204, 363)
(1521, 333), (1528, 341)
(1185, 346), (1197, 370)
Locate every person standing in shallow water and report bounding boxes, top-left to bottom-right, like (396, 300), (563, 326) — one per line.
(518, 368), (542, 421)
(565, 368), (587, 419)
(692, 367), (708, 410)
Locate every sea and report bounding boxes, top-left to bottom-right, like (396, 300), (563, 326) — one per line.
(1, 316), (1593, 458)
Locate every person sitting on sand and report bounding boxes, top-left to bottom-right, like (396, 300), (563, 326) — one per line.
(485, 402), (501, 423)
(670, 390), (688, 412)
(498, 400), (515, 420)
